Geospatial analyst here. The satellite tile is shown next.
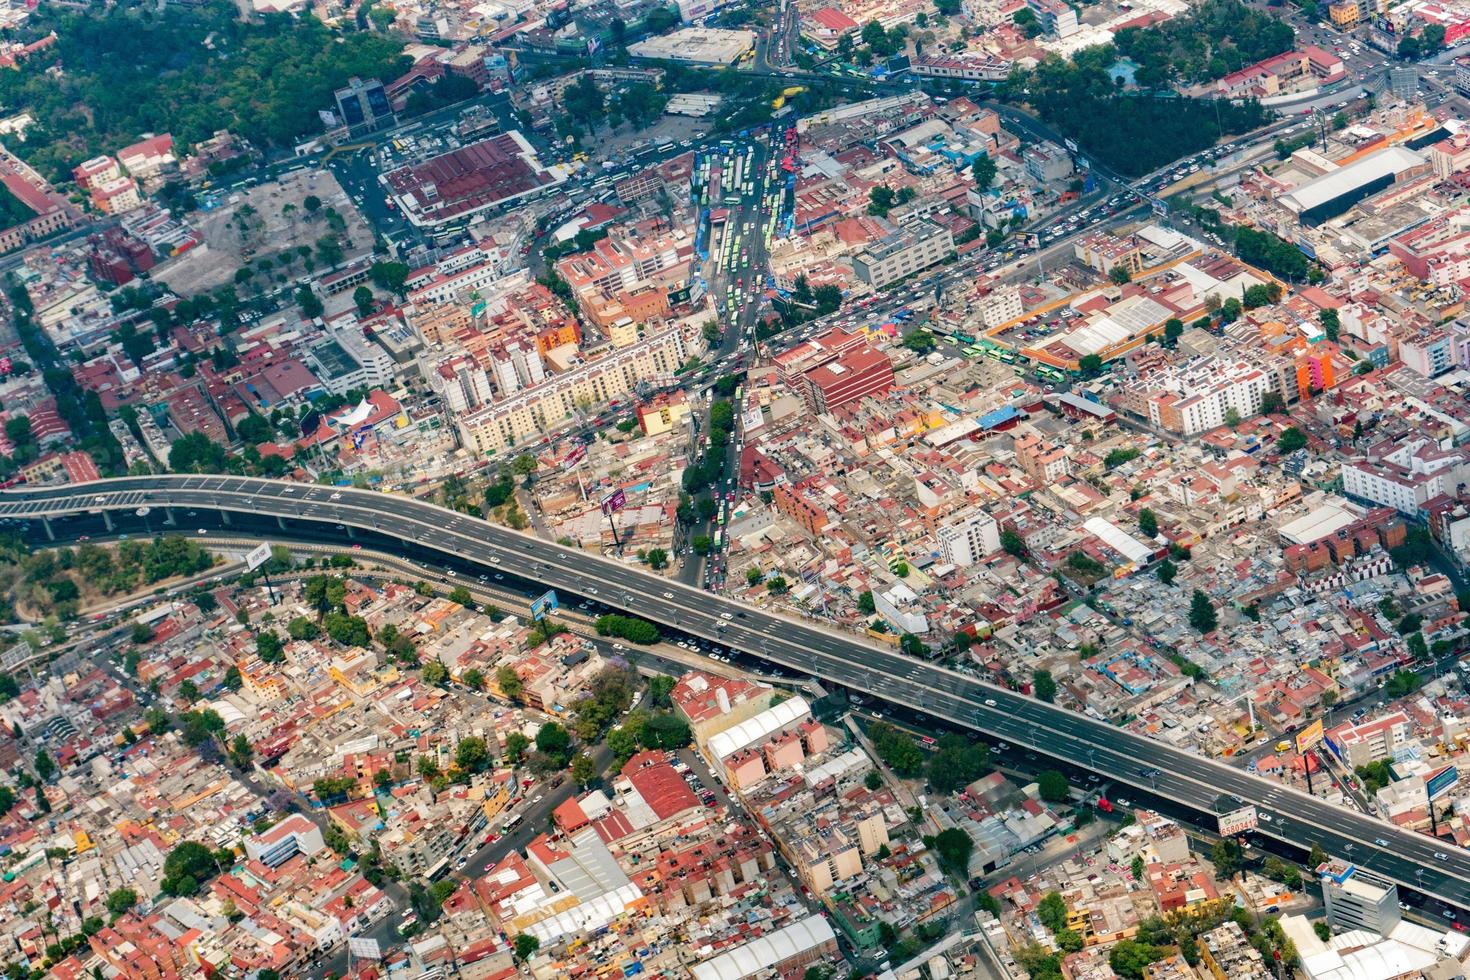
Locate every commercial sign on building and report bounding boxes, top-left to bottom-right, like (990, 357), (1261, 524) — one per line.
(1218, 805), (1258, 837)
(600, 487), (626, 515)
(1296, 719), (1325, 754)
(1428, 764), (1460, 801)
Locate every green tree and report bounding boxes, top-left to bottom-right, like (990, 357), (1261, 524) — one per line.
(1189, 590), (1217, 633)
(1109, 939), (1169, 979)
(1278, 427), (1307, 453)
(933, 826), (974, 876)
(514, 934), (540, 962)
(1033, 669), (1058, 703)
(455, 736), (489, 773)
(1157, 558), (1177, 585)
(422, 660), (449, 686)
(497, 665), (523, 701)
(1319, 307), (1340, 341)
(296, 287), (324, 320)
(1138, 508), (1158, 538)
(447, 585), (474, 608)
(971, 154), (997, 191)
(106, 887), (138, 920)
(463, 668), (485, 690)
(504, 732), (530, 764)
(256, 631), (285, 663)
(1212, 837), (1243, 877)
(33, 749), (54, 781)
(570, 752), (597, 785)
(867, 185), (896, 217)
(228, 734), (253, 769)
(857, 590), (876, 614)
(535, 722), (572, 764)
(1037, 891), (1068, 932)
(1109, 264), (1132, 285)
(1037, 770), (1070, 803)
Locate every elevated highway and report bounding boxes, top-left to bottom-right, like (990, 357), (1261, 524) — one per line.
(3, 475), (1467, 912)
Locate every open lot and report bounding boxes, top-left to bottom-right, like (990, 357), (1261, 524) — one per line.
(154, 169), (373, 296)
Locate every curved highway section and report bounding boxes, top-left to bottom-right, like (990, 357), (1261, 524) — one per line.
(3, 475), (1468, 911)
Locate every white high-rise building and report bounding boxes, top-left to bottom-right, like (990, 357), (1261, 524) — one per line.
(937, 512), (1002, 567)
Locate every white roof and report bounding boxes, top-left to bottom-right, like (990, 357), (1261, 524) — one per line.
(1280, 146), (1425, 214)
(521, 882), (643, 945)
(1278, 504), (1359, 545)
(1082, 517), (1154, 564)
(803, 749), (870, 788)
(690, 916), (837, 980)
(1302, 937), (1438, 980)
(707, 696), (810, 761)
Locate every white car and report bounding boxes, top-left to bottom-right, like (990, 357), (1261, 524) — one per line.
(984, 698), (997, 707)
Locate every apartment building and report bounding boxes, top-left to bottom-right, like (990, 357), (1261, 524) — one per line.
(428, 355), (494, 414)
(977, 284), (1023, 328)
(556, 230), (688, 299)
(1342, 437), (1470, 514)
(457, 325), (689, 453)
(307, 327), (396, 395)
(1024, 0), (1078, 36)
(1014, 432), (1071, 485)
(1121, 357), (1276, 436)
(937, 510), (1002, 567)
(851, 220), (954, 288)
(1319, 858), (1401, 935)
(1074, 232), (1141, 277)
(788, 812), (888, 894)
(1399, 329), (1454, 377)
(1324, 711), (1414, 767)
(804, 345), (895, 414)
(1388, 208), (1470, 285)
(671, 671), (775, 746)
(242, 814), (325, 869)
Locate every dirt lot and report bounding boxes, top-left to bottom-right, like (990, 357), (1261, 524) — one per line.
(154, 169), (374, 296)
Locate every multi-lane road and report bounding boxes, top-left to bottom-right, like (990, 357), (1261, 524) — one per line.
(7, 474), (1470, 915)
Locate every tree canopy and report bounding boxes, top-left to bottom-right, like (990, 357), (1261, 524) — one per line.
(0, 4), (409, 183)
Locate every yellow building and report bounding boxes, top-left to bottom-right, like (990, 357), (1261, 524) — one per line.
(1328, 0), (1360, 26)
(480, 771), (514, 821)
(635, 390), (691, 436)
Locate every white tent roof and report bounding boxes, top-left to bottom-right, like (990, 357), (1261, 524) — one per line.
(690, 916), (837, 980)
(707, 696), (810, 761)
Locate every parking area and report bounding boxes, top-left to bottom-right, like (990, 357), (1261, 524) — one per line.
(154, 169), (373, 296)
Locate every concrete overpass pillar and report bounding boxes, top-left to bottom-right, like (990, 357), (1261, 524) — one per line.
(277, 516), (288, 531)
(345, 525), (355, 539)
(219, 511), (230, 526)
(39, 517), (53, 542)
(162, 507), (175, 526)
(101, 511), (113, 533)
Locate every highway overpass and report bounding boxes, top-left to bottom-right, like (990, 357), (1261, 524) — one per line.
(4, 474), (1469, 913)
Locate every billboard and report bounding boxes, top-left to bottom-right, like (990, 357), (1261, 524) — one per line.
(600, 488), (626, 515)
(1217, 805), (1258, 837)
(561, 444), (587, 470)
(1428, 764), (1460, 801)
(245, 542), (273, 571)
(1296, 719), (1325, 755)
(530, 590), (559, 621)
